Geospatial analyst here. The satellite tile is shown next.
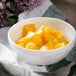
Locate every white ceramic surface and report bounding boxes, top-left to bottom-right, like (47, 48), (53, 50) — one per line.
(8, 17), (76, 65)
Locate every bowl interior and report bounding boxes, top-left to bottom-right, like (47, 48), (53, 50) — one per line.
(9, 17), (75, 44)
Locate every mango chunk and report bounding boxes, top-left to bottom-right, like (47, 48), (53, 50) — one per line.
(58, 37), (69, 45)
(43, 25), (55, 42)
(36, 25), (54, 43)
(40, 41), (54, 50)
(53, 38), (59, 45)
(30, 33), (43, 46)
(16, 32), (35, 45)
(25, 42), (39, 50)
(44, 32), (55, 43)
(36, 25), (46, 43)
(22, 24), (36, 37)
(54, 43), (64, 49)
(16, 43), (24, 48)
(45, 41), (54, 50)
(40, 46), (50, 50)
(25, 32), (35, 38)
(16, 37), (29, 44)
(55, 30), (62, 39)
(36, 25), (52, 33)
(50, 30), (62, 39)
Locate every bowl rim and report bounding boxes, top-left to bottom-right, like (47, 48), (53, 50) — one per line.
(8, 17), (76, 53)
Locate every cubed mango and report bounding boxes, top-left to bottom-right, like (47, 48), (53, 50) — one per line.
(54, 43), (64, 49)
(40, 45), (50, 50)
(16, 43), (24, 48)
(58, 37), (69, 45)
(25, 42), (39, 50)
(22, 24), (36, 37)
(30, 33), (43, 46)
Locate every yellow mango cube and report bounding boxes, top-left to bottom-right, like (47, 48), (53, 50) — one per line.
(50, 30), (62, 39)
(44, 25), (52, 33)
(16, 43), (24, 48)
(36, 25), (51, 34)
(58, 37), (69, 45)
(54, 43), (64, 49)
(40, 41), (54, 50)
(22, 24), (36, 37)
(55, 30), (62, 39)
(16, 32), (35, 45)
(53, 38), (59, 45)
(40, 45), (50, 50)
(16, 37), (29, 44)
(36, 25), (54, 43)
(46, 41), (54, 49)
(44, 32), (55, 42)
(25, 32), (35, 38)
(36, 25), (46, 41)
(30, 33), (43, 46)
(36, 25), (46, 43)
(25, 42), (39, 50)
(44, 27), (55, 42)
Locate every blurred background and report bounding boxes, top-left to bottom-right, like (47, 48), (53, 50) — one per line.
(51, 0), (76, 29)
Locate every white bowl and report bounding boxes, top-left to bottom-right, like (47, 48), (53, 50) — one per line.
(8, 17), (76, 65)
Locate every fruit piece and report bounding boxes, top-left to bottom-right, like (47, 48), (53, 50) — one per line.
(40, 45), (49, 50)
(54, 43), (64, 49)
(16, 32), (35, 45)
(30, 33), (43, 46)
(36, 25), (54, 43)
(16, 43), (24, 48)
(50, 30), (62, 39)
(44, 31), (55, 42)
(55, 30), (62, 39)
(22, 24), (36, 37)
(58, 37), (69, 45)
(36, 25), (46, 43)
(37, 25), (52, 33)
(15, 37), (30, 44)
(44, 25), (52, 33)
(53, 38), (59, 45)
(45, 41), (54, 49)
(25, 32), (35, 38)
(40, 41), (54, 50)
(44, 26), (55, 42)
(25, 42), (39, 50)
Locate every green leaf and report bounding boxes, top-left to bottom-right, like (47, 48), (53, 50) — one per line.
(6, 17), (17, 24)
(5, 12), (18, 24)
(46, 47), (76, 72)
(6, 12), (15, 18)
(68, 65), (76, 76)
